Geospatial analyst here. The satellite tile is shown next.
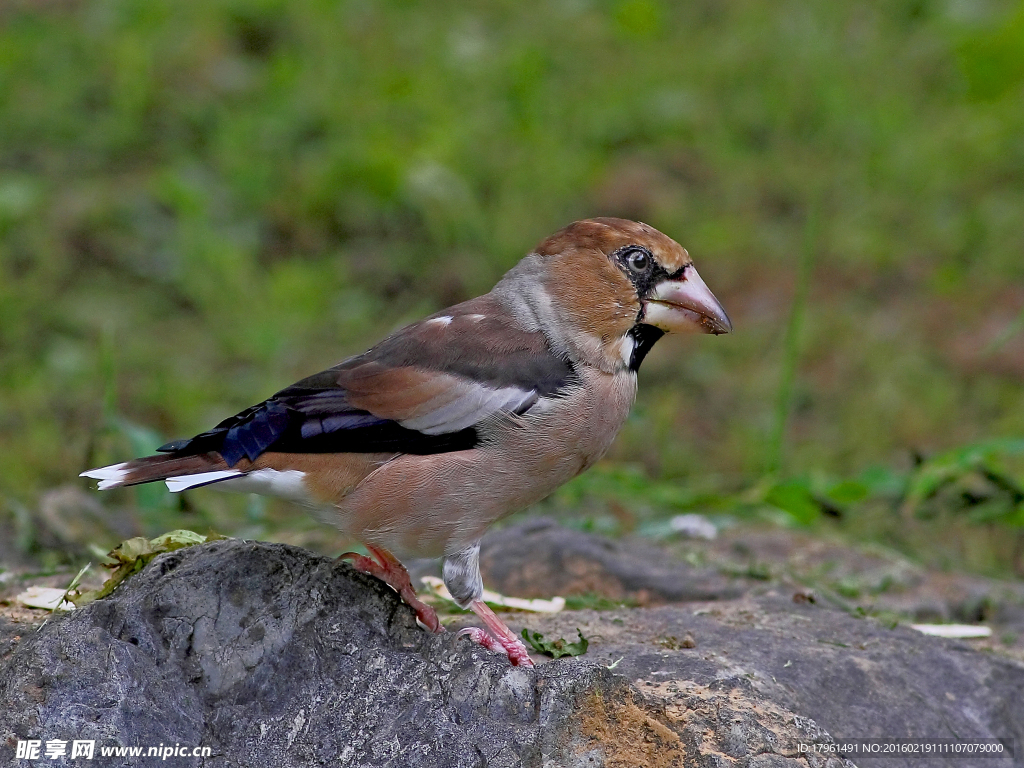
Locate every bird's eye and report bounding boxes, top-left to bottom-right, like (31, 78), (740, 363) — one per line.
(626, 248), (650, 273)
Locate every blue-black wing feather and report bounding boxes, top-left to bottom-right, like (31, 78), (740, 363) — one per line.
(157, 295), (575, 466)
(157, 392), (479, 466)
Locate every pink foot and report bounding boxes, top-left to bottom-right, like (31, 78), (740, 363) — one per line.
(339, 544), (443, 633)
(457, 627), (507, 655)
(457, 599), (535, 667)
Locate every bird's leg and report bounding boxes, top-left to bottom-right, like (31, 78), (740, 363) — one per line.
(444, 544), (534, 667)
(338, 544), (443, 633)
(458, 600), (535, 668)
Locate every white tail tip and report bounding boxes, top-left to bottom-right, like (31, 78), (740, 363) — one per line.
(80, 462), (130, 490)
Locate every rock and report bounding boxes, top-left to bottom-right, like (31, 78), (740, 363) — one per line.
(477, 517), (747, 604)
(518, 596), (1024, 768)
(0, 485), (145, 568)
(679, 524), (1024, 661)
(35, 486), (144, 553)
(1, 526), (1021, 767)
(0, 540), (844, 767)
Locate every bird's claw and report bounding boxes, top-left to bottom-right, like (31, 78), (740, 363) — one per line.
(457, 623), (535, 668)
(457, 627), (507, 655)
(338, 546), (444, 633)
(338, 546), (534, 666)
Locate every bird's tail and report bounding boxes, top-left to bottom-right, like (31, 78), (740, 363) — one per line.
(80, 452), (242, 493)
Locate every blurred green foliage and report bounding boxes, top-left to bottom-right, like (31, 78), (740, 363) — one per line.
(549, 439), (1024, 576)
(1, 0), (1023, 572)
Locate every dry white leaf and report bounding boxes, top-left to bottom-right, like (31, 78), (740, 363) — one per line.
(910, 624), (991, 639)
(17, 586), (75, 611)
(420, 576), (565, 613)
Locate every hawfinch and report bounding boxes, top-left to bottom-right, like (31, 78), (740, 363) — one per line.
(82, 218), (732, 667)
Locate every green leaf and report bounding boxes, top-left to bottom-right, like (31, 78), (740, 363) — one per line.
(902, 439), (1024, 515)
(1005, 504), (1024, 528)
(520, 628), (589, 658)
(764, 479), (820, 525)
(150, 529), (214, 550)
(957, 5), (1024, 101)
(965, 498), (1015, 525)
(824, 480), (869, 505)
(856, 466), (907, 498)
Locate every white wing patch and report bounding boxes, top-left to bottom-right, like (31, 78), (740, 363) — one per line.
(400, 384), (538, 434)
(425, 316), (453, 327)
(216, 469), (311, 502)
(165, 470), (243, 492)
(165, 468), (312, 502)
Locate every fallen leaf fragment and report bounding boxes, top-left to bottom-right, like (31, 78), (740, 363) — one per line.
(910, 623), (992, 639)
(68, 529), (225, 607)
(17, 587), (74, 611)
(521, 628), (589, 658)
(420, 576), (565, 613)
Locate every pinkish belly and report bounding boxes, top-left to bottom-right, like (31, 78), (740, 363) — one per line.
(330, 372), (636, 558)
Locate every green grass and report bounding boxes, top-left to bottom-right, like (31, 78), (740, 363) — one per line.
(1, 0), (1023, 575)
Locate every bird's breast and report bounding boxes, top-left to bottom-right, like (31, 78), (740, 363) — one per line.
(483, 366), (637, 477)
(332, 368), (637, 559)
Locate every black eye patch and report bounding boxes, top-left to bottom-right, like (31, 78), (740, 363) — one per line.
(610, 244), (670, 299)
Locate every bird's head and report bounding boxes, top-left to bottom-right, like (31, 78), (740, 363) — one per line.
(528, 217), (732, 371)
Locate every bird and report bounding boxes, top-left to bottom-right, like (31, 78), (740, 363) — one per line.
(81, 217), (732, 667)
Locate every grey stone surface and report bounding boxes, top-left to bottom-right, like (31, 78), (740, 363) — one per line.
(478, 517), (748, 604)
(1, 528), (1020, 767)
(525, 596), (1024, 768)
(0, 540), (838, 767)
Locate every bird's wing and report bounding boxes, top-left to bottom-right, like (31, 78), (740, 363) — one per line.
(158, 296), (577, 466)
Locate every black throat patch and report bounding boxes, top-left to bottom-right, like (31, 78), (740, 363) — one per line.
(627, 324), (665, 371)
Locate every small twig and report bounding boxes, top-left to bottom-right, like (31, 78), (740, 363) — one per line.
(38, 562), (91, 631)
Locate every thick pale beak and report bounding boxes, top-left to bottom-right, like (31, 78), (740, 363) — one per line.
(643, 265), (732, 335)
